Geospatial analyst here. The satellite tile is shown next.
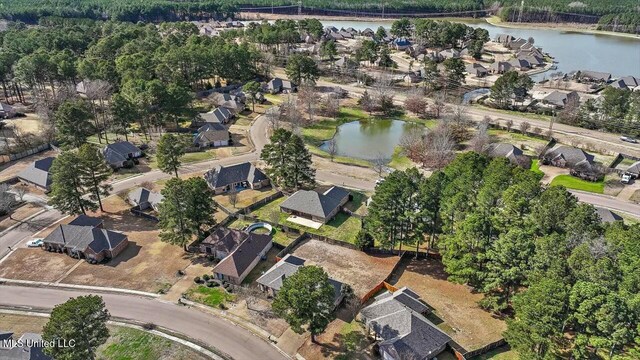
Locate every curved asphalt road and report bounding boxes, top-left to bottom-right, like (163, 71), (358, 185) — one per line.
(0, 285), (287, 360)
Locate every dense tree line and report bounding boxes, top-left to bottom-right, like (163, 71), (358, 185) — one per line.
(598, 13), (640, 34)
(0, 0), (236, 23)
(366, 152), (639, 358)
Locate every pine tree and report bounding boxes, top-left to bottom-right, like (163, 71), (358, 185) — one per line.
(158, 178), (191, 250)
(261, 128), (315, 191)
(55, 99), (95, 148)
(78, 144), (112, 212)
(156, 133), (188, 177)
(49, 151), (95, 215)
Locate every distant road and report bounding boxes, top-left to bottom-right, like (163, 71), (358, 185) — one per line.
(0, 209), (64, 260)
(0, 285), (287, 360)
(570, 190), (640, 217)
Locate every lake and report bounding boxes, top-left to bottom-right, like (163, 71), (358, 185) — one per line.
(312, 19), (640, 79)
(319, 119), (423, 160)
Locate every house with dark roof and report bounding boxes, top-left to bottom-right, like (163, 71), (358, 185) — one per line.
(280, 186), (350, 224)
(194, 122), (229, 148)
(438, 49), (460, 59)
(267, 78), (296, 94)
(42, 215), (128, 263)
(508, 57), (531, 71)
(595, 207), (623, 223)
(204, 162), (269, 194)
(199, 107), (234, 124)
(0, 332), (52, 360)
(610, 76), (640, 91)
(211, 228), (272, 284)
(485, 143), (526, 166)
(17, 157), (55, 191)
(256, 254), (345, 308)
(506, 38), (527, 50)
(102, 141), (142, 169)
(466, 63), (488, 77)
(541, 90), (580, 108)
(579, 70), (612, 83)
(490, 61), (513, 74)
(127, 187), (164, 211)
(392, 38), (411, 51)
(542, 145), (595, 170)
(360, 287), (453, 360)
(0, 102), (16, 118)
(494, 33), (515, 44)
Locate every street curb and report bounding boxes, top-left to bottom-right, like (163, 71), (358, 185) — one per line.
(0, 307), (228, 360)
(180, 298), (294, 360)
(0, 278), (161, 298)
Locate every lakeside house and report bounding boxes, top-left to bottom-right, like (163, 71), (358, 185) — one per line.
(256, 254), (345, 309)
(17, 156), (55, 191)
(102, 141), (143, 169)
(610, 76), (640, 91)
(204, 162), (269, 194)
(578, 70), (612, 83)
(466, 63), (488, 78)
(541, 90), (580, 109)
(279, 186), (350, 224)
(42, 215), (129, 263)
(207, 227), (273, 285)
(490, 61), (513, 74)
(359, 287), (454, 360)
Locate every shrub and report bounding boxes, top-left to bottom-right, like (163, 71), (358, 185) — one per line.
(202, 274), (210, 281)
(194, 276), (201, 284)
(218, 303), (227, 310)
(142, 322), (157, 330)
(206, 281), (215, 287)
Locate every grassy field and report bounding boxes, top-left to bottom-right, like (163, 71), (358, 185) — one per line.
(473, 346), (518, 360)
(388, 146), (414, 170)
(475, 105), (552, 122)
(251, 197), (362, 244)
(185, 285), (234, 307)
(99, 327), (209, 360)
(550, 175), (605, 194)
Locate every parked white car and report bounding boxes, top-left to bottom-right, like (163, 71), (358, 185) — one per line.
(621, 173), (632, 184)
(26, 238), (43, 247)
(620, 136), (638, 144)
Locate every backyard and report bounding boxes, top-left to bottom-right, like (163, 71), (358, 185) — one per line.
(291, 239), (400, 298)
(393, 259), (507, 352)
(213, 186), (278, 210)
(251, 197), (362, 244)
(227, 217), (298, 246)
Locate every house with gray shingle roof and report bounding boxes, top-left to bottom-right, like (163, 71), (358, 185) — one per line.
(485, 143), (526, 166)
(204, 162), (269, 194)
(579, 70), (612, 83)
(466, 63), (488, 77)
(199, 107), (234, 124)
(42, 215), (128, 263)
(194, 122), (229, 148)
(0, 332), (52, 360)
(127, 187), (164, 211)
(280, 186), (350, 224)
(267, 78), (296, 94)
(255, 254), (345, 308)
(542, 145), (595, 170)
(541, 90), (580, 108)
(360, 287), (453, 360)
(625, 161), (640, 178)
(211, 228), (272, 284)
(595, 207), (623, 223)
(102, 141), (142, 169)
(17, 157), (55, 191)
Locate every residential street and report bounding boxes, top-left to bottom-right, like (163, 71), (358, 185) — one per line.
(0, 285), (288, 360)
(570, 190), (640, 217)
(0, 209), (64, 260)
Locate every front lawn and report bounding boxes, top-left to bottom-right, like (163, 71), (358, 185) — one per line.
(186, 285), (234, 307)
(530, 159), (544, 176)
(99, 327), (209, 360)
(251, 197), (362, 244)
(550, 175), (605, 194)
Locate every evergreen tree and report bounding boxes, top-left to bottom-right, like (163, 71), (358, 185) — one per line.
(261, 128), (315, 190)
(55, 99), (95, 148)
(156, 133), (188, 177)
(272, 265), (334, 343)
(442, 58), (466, 89)
(285, 54), (319, 85)
(242, 80), (261, 113)
(42, 295), (110, 360)
(78, 144), (112, 212)
(49, 151), (95, 215)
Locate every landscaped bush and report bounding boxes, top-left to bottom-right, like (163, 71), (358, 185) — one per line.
(193, 276), (201, 284)
(202, 274), (210, 281)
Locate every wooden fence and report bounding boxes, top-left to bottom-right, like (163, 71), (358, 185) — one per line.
(0, 143), (51, 165)
(238, 191), (283, 215)
(129, 206), (159, 222)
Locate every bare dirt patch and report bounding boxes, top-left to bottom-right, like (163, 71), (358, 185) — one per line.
(59, 197), (193, 293)
(291, 239), (400, 298)
(0, 203), (43, 232)
(213, 186), (277, 210)
(0, 248), (79, 282)
(0, 313), (48, 337)
(393, 259), (507, 352)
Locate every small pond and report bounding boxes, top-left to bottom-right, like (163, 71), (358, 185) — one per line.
(319, 119), (423, 160)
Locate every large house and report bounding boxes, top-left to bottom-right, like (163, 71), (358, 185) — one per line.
(194, 122), (229, 148)
(127, 187), (164, 211)
(541, 90), (579, 108)
(204, 162), (269, 194)
(542, 145), (595, 170)
(199, 107), (234, 124)
(0, 331), (52, 360)
(485, 143), (526, 166)
(42, 215), (129, 263)
(102, 141), (143, 169)
(578, 70), (612, 83)
(490, 61), (513, 74)
(17, 156), (55, 191)
(610, 76), (640, 91)
(360, 287), (453, 360)
(267, 78), (296, 94)
(466, 63), (488, 77)
(256, 254), (345, 309)
(207, 227), (273, 284)
(280, 186), (350, 224)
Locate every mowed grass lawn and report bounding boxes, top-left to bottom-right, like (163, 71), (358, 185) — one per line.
(530, 159), (544, 176)
(227, 217), (297, 246)
(186, 285), (235, 307)
(251, 197), (362, 244)
(99, 327), (209, 360)
(550, 175), (605, 194)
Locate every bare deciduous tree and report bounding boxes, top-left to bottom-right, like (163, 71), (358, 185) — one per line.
(297, 85), (320, 123)
(372, 152), (387, 176)
(471, 121), (491, 153)
(404, 94), (428, 117)
(448, 102), (469, 125)
(318, 94), (340, 118)
(505, 119), (514, 132)
(519, 121), (531, 134)
(227, 187), (239, 209)
(267, 208), (280, 227)
(400, 131), (424, 162)
(326, 137), (338, 162)
(264, 106), (282, 131)
(431, 92), (446, 119)
(14, 185), (27, 202)
(422, 122), (456, 169)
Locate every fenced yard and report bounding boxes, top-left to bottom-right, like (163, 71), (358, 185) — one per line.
(250, 197), (362, 244)
(392, 259), (507, 353)
(291, 239), (400, 298)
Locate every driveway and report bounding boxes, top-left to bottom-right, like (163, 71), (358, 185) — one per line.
(0, 285), (287, 360)
(0, 209), (64, 261)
